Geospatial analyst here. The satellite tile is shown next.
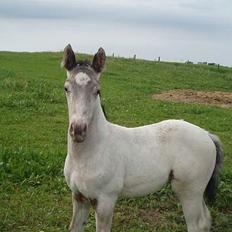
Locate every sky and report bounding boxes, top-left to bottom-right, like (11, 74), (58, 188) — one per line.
(0, 0), (231, 66)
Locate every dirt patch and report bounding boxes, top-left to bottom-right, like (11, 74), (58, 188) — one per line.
(139, 209), (162, 223)
(152, 89), (232, 108)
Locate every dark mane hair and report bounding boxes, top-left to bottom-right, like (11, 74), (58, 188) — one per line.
(101, 104), (107, 119)
(98, 91), (107, 119)
(77, 60), (91, 67)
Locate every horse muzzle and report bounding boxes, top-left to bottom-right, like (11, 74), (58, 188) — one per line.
(69, 121), (87, 143)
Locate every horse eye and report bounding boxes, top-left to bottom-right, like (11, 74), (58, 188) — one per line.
(64, 87), (69, 92)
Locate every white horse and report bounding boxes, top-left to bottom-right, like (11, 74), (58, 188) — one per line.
(61, 44), (223, 232)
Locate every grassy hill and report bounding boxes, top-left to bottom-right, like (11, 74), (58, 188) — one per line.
(0, 51), (231, 231)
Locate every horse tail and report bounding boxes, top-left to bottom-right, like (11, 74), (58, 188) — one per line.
(204, 133), (224, 203)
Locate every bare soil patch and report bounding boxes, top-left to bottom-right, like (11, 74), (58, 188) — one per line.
(152, 89), (232, 108)
(139, 209), (162, 223)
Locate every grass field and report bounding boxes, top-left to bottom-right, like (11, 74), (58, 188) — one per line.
(0, 51), (231, 231)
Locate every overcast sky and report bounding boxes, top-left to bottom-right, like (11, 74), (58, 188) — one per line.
(0, 0), (231, 66)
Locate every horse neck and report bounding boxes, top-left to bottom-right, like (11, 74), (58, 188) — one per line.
(88, 96), (109, 141)
(69, 96), (109, 156)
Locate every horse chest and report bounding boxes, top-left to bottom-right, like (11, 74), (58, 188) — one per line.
(69, 170), (92, 197)
(64, 155), (109, 198)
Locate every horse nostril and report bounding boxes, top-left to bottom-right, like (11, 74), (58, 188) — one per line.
(76, 123), (87, 135)
(69, 122), (76, 137)
(82, 124), (87, 133)
(69, 122), (87, 140)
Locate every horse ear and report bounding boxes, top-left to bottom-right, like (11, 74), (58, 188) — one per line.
(61, 44), (77, 71)
(92, 47), (106, 73)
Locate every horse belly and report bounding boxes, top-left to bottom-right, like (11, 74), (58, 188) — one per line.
(121, 160), (170, 197)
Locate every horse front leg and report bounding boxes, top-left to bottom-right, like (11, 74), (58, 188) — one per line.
(69, 192), (90, 232)
(95, 196), (117, 232)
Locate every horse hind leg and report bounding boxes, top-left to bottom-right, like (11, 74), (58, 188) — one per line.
(177, 192), (211, 232)
(171, 180), (211, 232)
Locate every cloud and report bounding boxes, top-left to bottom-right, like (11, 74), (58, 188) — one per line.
(0, 0), (231, 65)
(0, 0), (231, 35)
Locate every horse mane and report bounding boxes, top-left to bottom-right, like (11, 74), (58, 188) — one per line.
(98, 91), (107, 119)
(101, 104), (107, 119)
(77, 60), (91, 66)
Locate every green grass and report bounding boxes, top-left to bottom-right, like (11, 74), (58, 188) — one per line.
(0, 51), (231, 231)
